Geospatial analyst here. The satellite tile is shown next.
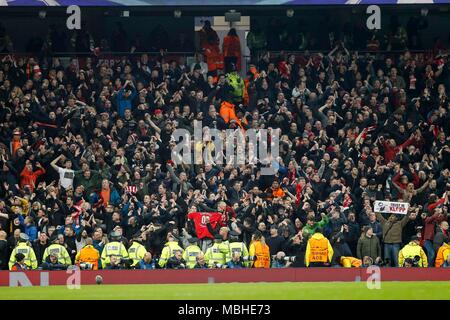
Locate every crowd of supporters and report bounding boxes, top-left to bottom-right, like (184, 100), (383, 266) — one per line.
(0, 20), (450, 271)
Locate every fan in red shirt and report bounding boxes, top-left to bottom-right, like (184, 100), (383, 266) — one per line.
(20, 160), (46, 192)
(187, 210), (222, 239)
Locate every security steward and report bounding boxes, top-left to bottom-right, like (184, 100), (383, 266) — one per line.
(128, 233), (147, 268)
(205, 234), (228, 268)
(101, 231), (129, 268)
(399, 235), (428, 267)
(158, 233), (184, 268)
(9, 233), (37, 270)
(226, 231), (249, 265)
(305, 228), (334, 267)
(75, 238), (100, 270)
(42, 235), (72, 267)
(183, 237), (203, 269)
(249, 231), (270, 268)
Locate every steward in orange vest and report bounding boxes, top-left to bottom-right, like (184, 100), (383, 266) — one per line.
(75, 239), (100, 270)
(340, 256), (362, 268)
(219, 100), (248, 130)
(435, 241), (450, 268)
(249, 231), (270, 268)
(305, 231), (334, 267)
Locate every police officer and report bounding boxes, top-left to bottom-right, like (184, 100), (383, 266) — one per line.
(205, 234), (228, 268)
(101, 231), (129, 268)
(226, 231), (249, 266)
(9, 233), (38, 270)
(128, 233), (147, 268)
(158, 233), (184, 268)
(183, 237), (203, 269)
(42, 235), (72, 267)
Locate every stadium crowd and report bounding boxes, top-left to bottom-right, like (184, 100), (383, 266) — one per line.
(0, 20), (450, 271)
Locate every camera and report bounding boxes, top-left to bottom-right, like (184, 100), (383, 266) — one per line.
(375, 258), (390, 267)
(119, 258), (133, 268)
(214, 262), (227, 269)
(272, 255), (296, 263)
(79, 262), (94, 270)
(404, 255), (421, 267)
(283, 256), (297, 263)
(242, 256), (257, 262)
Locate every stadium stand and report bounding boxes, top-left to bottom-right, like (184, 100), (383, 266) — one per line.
(0, 13), (449, 272)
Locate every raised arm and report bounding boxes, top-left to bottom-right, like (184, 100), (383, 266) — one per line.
(50, 155), (63, 172)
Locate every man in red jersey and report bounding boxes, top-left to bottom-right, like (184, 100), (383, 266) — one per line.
(187, 206), (222, 252)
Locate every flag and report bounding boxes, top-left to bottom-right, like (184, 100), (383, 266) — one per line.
(343, 194), (352, 209)
(295, 183), (302, 206)
(127, 185), (137, 194)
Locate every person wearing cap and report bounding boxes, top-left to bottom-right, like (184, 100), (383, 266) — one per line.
(10, 253), (30, 271)
(75, 238), (100, 270)
(182, 237), (203, 269)
(8, 233), (37, 270)
(204, 234), (228, 268)
(398, 235), (428, 267)
(226, 230), (249, 266)
(41, 252), (68, 270)
(158, 233), (184, 268)
(127, 233), (147, 268)
(42, 235), (72, 267)
(101, 231), (129, 269)
(116, 79), (137, 118)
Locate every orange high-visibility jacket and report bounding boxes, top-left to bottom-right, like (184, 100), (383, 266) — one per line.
(340, 256), (362, 268)
(435, 243), (450, 268)
(305, 233), (334, 266)
(249, 240), (270, 268)
(76, 245), (100, 270)
(220, 101), (241, 125)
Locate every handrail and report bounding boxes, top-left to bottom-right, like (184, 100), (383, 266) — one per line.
(0, 49), (440, 57)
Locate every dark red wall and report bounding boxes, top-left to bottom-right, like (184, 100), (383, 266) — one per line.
(1, 268), (450, 286)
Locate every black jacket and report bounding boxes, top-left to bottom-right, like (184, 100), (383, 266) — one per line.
(32, 240), (49, 265)
(0, 239), (8, 270)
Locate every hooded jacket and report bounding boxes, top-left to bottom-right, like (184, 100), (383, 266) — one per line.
(356, 233), (381, 261)
(305, 232), (334, 267)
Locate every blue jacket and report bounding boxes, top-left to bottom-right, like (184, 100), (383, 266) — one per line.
(226, 261), (244, 269)
(138, 260), (156, 270)
(19, 215), (37, 242)
(116, 87), (137, 117)
(121, 201), (144, 220)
